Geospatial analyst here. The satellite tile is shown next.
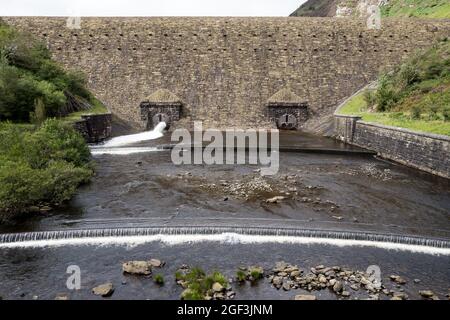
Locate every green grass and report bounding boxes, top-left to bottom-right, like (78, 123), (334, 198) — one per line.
(62, 97), (108, 122)
(337, 91), (450, 136)
(381, 0), (450, 19)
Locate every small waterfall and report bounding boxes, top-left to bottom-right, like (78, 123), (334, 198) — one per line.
(0, 226), (449, 255)
(100, 122), (166, 148)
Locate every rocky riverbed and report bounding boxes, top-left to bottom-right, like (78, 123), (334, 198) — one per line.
(48, 259), (449, 301)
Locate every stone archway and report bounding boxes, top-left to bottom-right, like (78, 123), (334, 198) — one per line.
(267, 88), (308, 130)
(277, 113), (297, 130)
(139, 89), (183, 130)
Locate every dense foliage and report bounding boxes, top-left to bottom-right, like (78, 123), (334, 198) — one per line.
(0, 119), (93, 220)
(369, 39), (449, 121)
(0, 22), (92, 122)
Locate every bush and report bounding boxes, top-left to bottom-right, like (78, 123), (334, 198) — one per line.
(411, 105), (422, 120)
(374, 39), (450, 116)
(153, 274), (165, 285)
(363, 90), (377, 108)
(177, 267), (229, 300)
(23, 118), (91, 168)
(0, 23), (95, 121)
(0, 119), (92, 219)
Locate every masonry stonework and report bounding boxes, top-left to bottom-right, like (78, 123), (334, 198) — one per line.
(335, 115), (450, 179)
(4, 17), (450, 130)
(73, 113), (112, 143)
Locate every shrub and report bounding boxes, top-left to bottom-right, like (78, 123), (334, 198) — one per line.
(30, 97), (46, 125)
(0, 119), (92, 219)
(249, 267), (264, 280)
(177, 267), (229, 300)
(0, 23), (96, 121)
(411, 105), (422, 120)
(363, 90), (377, 108)
(443, 107), (450, 121)
(236, 270), (246, 282)
(374, 40), (450, 116)
(23, 118), (91, 169)
(153, 274), (165, 285)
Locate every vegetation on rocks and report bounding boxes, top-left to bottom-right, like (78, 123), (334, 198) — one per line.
(0, 119), (93, 220)
(338, 39), (450, 136)
(175, 266), (233, 300)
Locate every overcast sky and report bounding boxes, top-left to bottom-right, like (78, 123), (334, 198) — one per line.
(0, 0), (306, 16)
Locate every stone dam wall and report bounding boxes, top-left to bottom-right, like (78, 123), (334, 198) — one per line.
(335, 115), (450, 179)
(4, 17), (450, 130)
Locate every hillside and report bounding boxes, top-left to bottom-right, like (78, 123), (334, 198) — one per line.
(290, 0), (450, 18)
(290, 0), (338, 17)
(337, 39), (450, 136)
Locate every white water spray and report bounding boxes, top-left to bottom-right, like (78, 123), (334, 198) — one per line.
(1, 233), (449, 256)
(101, 122), (166, 148)
(90, 147), (162, 156)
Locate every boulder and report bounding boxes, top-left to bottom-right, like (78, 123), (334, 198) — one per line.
(92, 283), (114, 297)
(294, 294), (317, 300)
(54, 293), (69, 300)
(390, 275), (406, 284)
(122, 261), (152, 275)
(333, 281), (343, 293)
(265, 196), (285, 203)
(419, 290), (435, 298)
(149, 259), (165, 268)
(212, 282), (224, 293)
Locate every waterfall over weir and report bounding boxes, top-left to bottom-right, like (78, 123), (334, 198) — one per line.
(0, 226), (449, 255)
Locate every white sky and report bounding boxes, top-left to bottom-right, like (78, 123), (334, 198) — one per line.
(0, 0), (307, 16)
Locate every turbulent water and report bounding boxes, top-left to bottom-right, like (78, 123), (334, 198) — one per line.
(99, 122), (166, 148)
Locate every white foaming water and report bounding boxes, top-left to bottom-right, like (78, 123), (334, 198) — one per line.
(1, 233), (449, 256)
(91, 147), (162, 155)
(100, 122), (166, 148)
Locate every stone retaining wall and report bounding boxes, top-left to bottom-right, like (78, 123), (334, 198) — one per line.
(334, 115), (450, 178)
(73, 113), (112, 143)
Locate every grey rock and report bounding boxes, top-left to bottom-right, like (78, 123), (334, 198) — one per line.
(333, 281), (343, 293)
(92, 283), (114, 297)
(390, 275), (406, 284)
(419, 290), (435, 298)
(54, 293), (69, 300)
(212, 282), (224, 293)
(122, 261), (152, 275)
(149, 259), (165, 268)
(294, 294), (317, 300)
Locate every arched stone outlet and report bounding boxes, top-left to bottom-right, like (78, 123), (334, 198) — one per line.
(151, 113), (170, 129)
(277, 113), (297, 130)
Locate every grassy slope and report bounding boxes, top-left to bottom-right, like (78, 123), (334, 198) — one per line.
(291, 0), (450, 18)
(337, 92), (450, 136)
(381, 0), (450, 18)
(338, 36), (450, 137)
